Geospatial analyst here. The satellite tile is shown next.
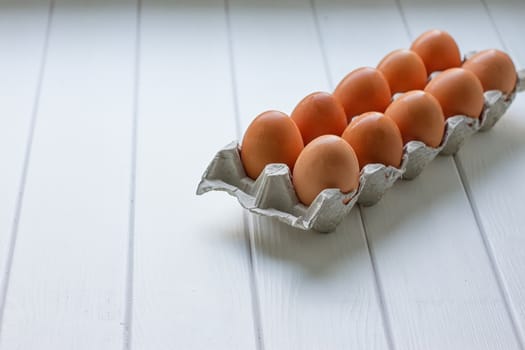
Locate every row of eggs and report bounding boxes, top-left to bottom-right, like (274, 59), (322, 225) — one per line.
(240, 30), (517, 206)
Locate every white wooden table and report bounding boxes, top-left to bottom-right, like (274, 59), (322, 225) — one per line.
(0, 0), (524, 349)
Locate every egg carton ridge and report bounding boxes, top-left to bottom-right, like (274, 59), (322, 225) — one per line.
(197, 69), (524, 232)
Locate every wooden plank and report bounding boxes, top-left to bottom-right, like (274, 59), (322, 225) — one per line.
(361, 158), (520, 350)
(398, 0), (502, 52)
(314, 0), (410, 83)
(0, 0), (136, 348)
(400, 0), (525, 345)
(317, 0), (522, 348)
(130, 0), (257, 349)
(483, 0), (525, 67)
(0, 0), (50, 314)
(451, 0), (525, 343)
(229, 0), (390, 348)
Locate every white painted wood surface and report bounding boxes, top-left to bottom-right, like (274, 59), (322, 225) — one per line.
(403, 0), (525, 345)
(0, 0), (50, 314)
(318, 0), (521, 349)
(0, 0), (523, 349)
(131, 0), (257, 349)
(399, 0), (525, 348)
(467, 0), (525, 341)
(0, 0), (135, 348)
(229, 1), (389, 348)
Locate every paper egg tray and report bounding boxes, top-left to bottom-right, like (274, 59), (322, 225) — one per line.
(197, 69), (525, 233)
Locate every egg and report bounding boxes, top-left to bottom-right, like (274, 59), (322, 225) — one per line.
(333, 67), (392, 122)
(462, 49), (517, 94)
(377, 49), (428, 94)
(292, 135), (360, 206)
(241, 110), (304, 180)
(424, 68), (484, 119)
(410, 29), (461, 73)
(385, 90), (445, 148)
(290, 91), (347, 145)
(341, 111), (404, 169)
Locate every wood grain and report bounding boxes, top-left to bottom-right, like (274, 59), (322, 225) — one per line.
(130, 0), (257, 349)
(0, 0), (51, 317)
(0, 0), (136, 348)
(318, 0), (521, 348)
(447, 0), (525, 344)
(229, 0), (389, 348)
(0, 1), (522, 348)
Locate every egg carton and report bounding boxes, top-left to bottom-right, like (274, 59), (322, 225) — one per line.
(197, 69), (525, 233)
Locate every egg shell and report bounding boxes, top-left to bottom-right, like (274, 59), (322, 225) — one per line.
(292, 135), (360, 206)
(377, 49), (428, 94)
(197, 46), (525, 232)
(290, 91), (347, 145)
(462, 49), (517, 95)
(385, 90), (445, 148)
(424, 68), (484, 119)
(342, 112), (404, 169)
(240, 110), (304, 180)
(411, 29), (462, 73)
(197, 84), (521, 232)
(333, 67), (392, 122)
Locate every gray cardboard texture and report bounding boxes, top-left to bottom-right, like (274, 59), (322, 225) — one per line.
(197, 69), (524, 232)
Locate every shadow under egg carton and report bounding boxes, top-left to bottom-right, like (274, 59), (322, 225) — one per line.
(197, 70), (524, 233)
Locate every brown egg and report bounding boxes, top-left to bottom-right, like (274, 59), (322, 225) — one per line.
(377, 49), (428, 94)
(411, 29), (462, 73)
(290, 91), (347, 145)
(333, 67), (392, 122)
(424, 68), (484, 119)
(385, 90), (445, 148)
(341, 112), (403, 169)
(292, 135), (360, 206)
(241, 110), (304, 180)
(462, 49), (517, 94)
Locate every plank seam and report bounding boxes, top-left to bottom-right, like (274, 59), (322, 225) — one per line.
(224, 1), (265, 349)
(224, 0), (243, 139)
(310, 1), (396, 347)
(395, 0), (525, 347)
(123, 0), (142, 349)
(310, 0), (334, 90)
(245, 213), (265, 350)
(358, 207), (397, 350)
(465, 4), (525, 347)
(453, 157), (525, 350)
(394, 0), (413, 41)
(0, 0), (55, 338)
(480, 0), (510, 53)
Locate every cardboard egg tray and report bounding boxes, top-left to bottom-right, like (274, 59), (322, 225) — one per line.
(197, 69), (525, 233)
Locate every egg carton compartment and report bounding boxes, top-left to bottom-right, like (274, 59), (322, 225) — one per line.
(357, 158), (405, 206)
(196, 142), (360, 232)
(197, 70), (524, 233)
